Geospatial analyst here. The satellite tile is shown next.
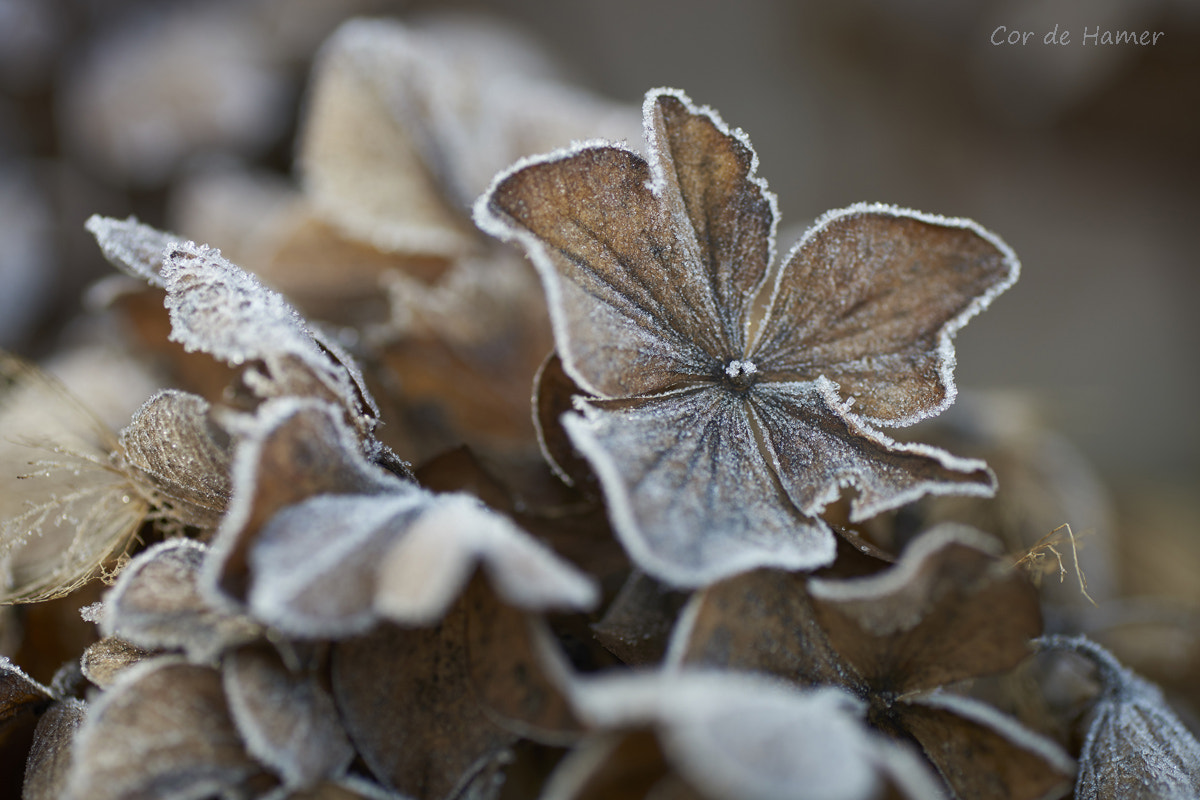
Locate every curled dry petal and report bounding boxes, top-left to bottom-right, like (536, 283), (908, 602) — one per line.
(118, 389), (232, 528)
(556, 670), (946, 800)
(223, 643), (355, 789)
(101, 539), (261, 664)
(1040, 635), (1200, 800)
(65, 658), (269, 800)
(22, 697), (86, 800)
(807, 524), (1043, 693)
(476, 88), (1015, 586)
(80, 637), (154, 689)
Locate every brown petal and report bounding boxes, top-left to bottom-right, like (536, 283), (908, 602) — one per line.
(478, 143), (719, 399)
(750, 381), (995, 523)
(532, 352), (596, 493)
(668, 568), (850, 690)
(807, 525), (1042, 694)
(263, 775), (412, 800)
(223, 643), (355, 789)
(22, 698), (86, 800)
(752, 205), (1018, 425)
(564, 390), (834, 587)
(647, 91), (774, 350)
(591, 571), (688, 666)
(207, 398), (405, 603)
(66, 658), (269, 800)
(1, 655), (53, 730)
(118, 389), (231, 529)
(539, 731), (696, 800)
(331, 611), (516, 800)
(102, 539), (261, 664)
(898, 692), (1074, 800)
(80, 637), (154, 689)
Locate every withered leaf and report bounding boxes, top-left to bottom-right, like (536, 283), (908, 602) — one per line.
(1040, 635), (1200, 800)
(223, 643), (355, 789)
(22, 697), (86, 800)
(476, 88), (1015, 586)
(65, 658), (269, 800)
(555, 671), (947, 800)
(118, 389), (232, 529)
(672, 525), (1072, 799)
(0, 352), (150, 603)
(101, 538), (261, 664)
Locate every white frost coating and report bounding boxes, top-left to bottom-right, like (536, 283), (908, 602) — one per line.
(201, 397), (405, 613)
(757, 201), (1021, 429)
(561, 408), (836, 589)
(85, 214), (174, 286)
(906, 691), (1075, 777)
(566, 671), (894, 800)
(807, 523), (1002, 606)
(375, 493), (598, 624)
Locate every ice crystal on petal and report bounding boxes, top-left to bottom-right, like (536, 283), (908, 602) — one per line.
(476, 88), (1017, 586)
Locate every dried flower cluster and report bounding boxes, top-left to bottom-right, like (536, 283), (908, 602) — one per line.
(1, 15), (1197, 800)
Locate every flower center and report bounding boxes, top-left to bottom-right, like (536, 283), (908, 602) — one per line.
(723, 359), (758, 390)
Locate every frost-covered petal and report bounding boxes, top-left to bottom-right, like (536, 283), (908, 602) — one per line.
(118, 390), (231, 529)
(564, 671), (946, 800)
(65, 658), (268, 800)
(750, 380), (995, 523)
(205, 397), (405, 606)
(899, 691), (1074, 800)
(752, 205), (1018, 426)
(85, 214), (174, 286)
(1040, 636), (1200, 800)
(22, 698), (86, 800)
(80, 637), (153, 689)
(566, 389), (834, 587)
(807, 525), (1042, 694)
(223, 643), (355, 789)
(101, 539), (261, 664)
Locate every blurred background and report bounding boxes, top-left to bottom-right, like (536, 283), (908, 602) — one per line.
(1, 0), (1197, 604)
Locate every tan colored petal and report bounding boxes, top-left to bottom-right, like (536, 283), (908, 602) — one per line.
(223, 643), (355, 789)
(750, 381), (995, 523)
(102, 539), (261, 664)
(80, 637), (154, 689)
(118, 390), (231, 529)
(564, 391), (834, 587)
(899, 692), (1074, 800)
(807, 525), (1042, 693)
(66, 658), (268, 800)
(206, 398), (405, 604)
(752, 205), (1019, 425)
(22, 698), (86, 800)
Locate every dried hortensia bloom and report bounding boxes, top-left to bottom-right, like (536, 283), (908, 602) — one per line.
(0, 353), (231, 603)
(1038, 635), (1200, 799)
(670, 525), (1074, 799)
(542, 670), (947, 800)
(475, 87), (1018, 586)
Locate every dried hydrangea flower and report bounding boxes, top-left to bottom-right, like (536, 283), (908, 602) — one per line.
(0, 354), (229, 603)
(670, 525), (1073, 799)
(541, 670), (947, 800)
(476, 88), (1018, 586)
(1039, 635), (1200, 799)
(22, 697), (86, 800)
